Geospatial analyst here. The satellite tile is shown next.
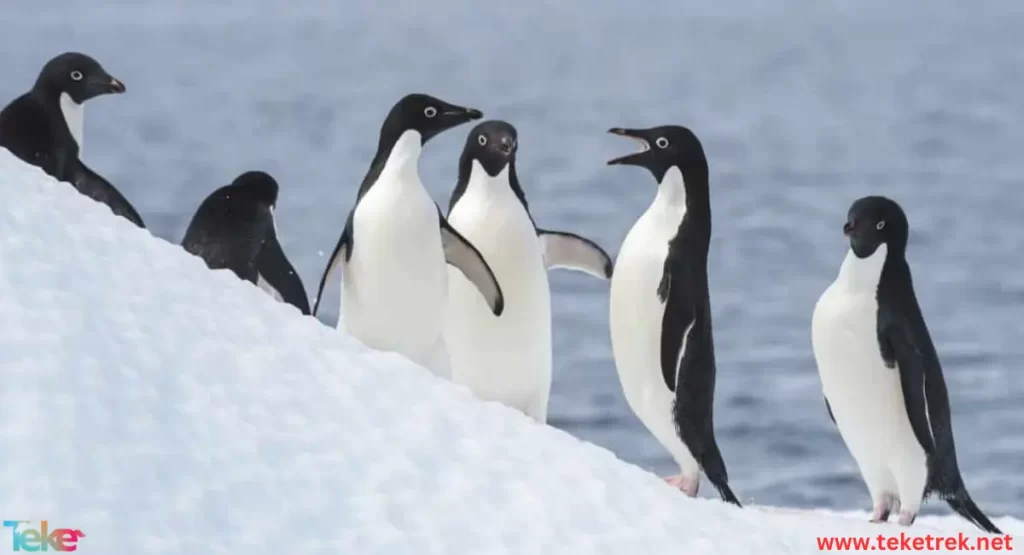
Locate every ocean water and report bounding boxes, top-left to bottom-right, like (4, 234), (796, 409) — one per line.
(3, 0), (1022, 517)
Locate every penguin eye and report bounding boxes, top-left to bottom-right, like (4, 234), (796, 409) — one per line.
(477, 135), (487, 146)
(70, 70), (83, 82)
(655, 137), (669, 149)
(424, 106), (437, 118)
(876, 220), (886, 230)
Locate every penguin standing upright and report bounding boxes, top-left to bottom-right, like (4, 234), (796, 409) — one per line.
(605, 125), (741, 506)
(182, 171), (310, 314)
(0, 52), (143, 227)
(312, 94), (504, 379)
(443, 120), (613, 422)
(812, 195), (1001, 533)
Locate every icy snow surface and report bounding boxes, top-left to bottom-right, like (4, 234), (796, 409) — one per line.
(0, 148), (1020, 554)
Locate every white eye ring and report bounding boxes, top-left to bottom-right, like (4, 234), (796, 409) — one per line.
(876, 220), (886, 230)
(70, 70), (83, 82)
(477, 135), (487, 146)
(424, 106), (437, 118)
(655, 137), (669, 148)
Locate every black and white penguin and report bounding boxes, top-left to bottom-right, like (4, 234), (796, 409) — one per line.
(605, 125), (741, 506)
(0, 52), (143, 227)
(181, 171), (311, 315)
(312, 94), (504, 379)
(443, 120), (613, 422)
(811, 195), (1001, 533)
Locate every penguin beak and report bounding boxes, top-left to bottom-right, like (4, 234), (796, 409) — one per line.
(106, 77), (126, 94)
(441, 104), (483, 123)
(496, 135), (516, 156)
(606, 128), (652, 166)
(843, 220), (854, 236)
(87, 73), (125, 95)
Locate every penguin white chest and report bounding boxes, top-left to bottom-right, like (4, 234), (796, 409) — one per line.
(444, 164), (551, 419)
(811, 247), (926, 493)
(608, 168), (696, 469)
(59, 93), (84, 154)
(341, 134), (448, 357)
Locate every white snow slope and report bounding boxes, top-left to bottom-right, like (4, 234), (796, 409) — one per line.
(0, 148), (1020, 554)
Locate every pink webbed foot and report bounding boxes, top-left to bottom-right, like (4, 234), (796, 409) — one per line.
(897, 511), (917, 527)
(869, 493), (898, 523)
(663, 475), (699, 497)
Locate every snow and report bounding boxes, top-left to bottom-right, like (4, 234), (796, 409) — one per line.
(0, 147), (1019, 554)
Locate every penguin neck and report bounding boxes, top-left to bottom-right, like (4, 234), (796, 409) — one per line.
(376, 129), (423, 189)
(651, 165), (710, 235)
(836, 244), (889, 293)
(59, 93), (85, 154)
(29, 86), (82, 152)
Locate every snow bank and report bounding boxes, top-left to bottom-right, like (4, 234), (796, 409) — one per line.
(0, 148), (1019, 554)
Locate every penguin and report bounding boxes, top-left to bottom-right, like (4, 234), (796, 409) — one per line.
(605, 125), (741, 506)
(0, 52), (143, 227)
(312, 94), (504, 379)
(811, 195), (1001, 533)
(443, 120), (613, 423)
(181, 171), (311, 314)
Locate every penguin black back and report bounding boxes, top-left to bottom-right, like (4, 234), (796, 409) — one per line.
(182, 171), (280, 283)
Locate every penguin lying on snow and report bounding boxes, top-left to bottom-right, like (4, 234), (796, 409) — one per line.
(181, 171), (311, 315)
(312, 94), (504, 380)
(443, 120), (613, 423)
(0, 52), (144, 228)
(812, 195), (1001, 533)
(605, 125), (741, 506)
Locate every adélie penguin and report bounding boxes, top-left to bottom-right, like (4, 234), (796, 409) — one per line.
(443, 120), (613, 422)
(811, 195), (1001, 533)
(0, 52), (144, 228)
(605, 125), (741, 506)
(312, 94), (504, 379)
(181, 171), (311, 314)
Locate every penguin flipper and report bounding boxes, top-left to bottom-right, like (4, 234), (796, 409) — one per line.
(537, 229), (613, 279)
(312, 210), (353, 317)
(877, 303), (936, 457)
(255, 232), (311, 315)
(71, 161), (146, 228)
(437, 209), (504, 317)
(658, 266), (695, 392)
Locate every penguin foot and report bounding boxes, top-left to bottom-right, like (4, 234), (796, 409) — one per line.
(869, 493), (897, 522)
(897, 511), (917, 527)
(663, 475), (699, 497)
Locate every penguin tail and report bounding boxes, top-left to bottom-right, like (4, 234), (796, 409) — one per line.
(699, 443), (742, 508)
(945, 491), (1002, 535)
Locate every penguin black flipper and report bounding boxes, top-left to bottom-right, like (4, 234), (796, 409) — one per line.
(312, 210), (353, 316)
(437, 206), (505, 317)
(255, 232), (311, 315)
(658, 264), (741, 507)
(70, 160), (145, 228)
(536, 229), (614, 279)
(878, 294), (1002, 534)
(0, 94), (64, 176)
(877, 303), (935, 458)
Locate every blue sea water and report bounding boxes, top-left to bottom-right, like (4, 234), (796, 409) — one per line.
(2, 0), (1021, 517)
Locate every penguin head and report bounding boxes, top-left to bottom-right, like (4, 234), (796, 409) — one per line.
(230, 171), (279, 208)
(35, 52), (126, 103)
(606, 125), (707, 183)
(844, 196), (909, 258)
(383, 93), (483, 145)
(462, 120), (518, 177)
